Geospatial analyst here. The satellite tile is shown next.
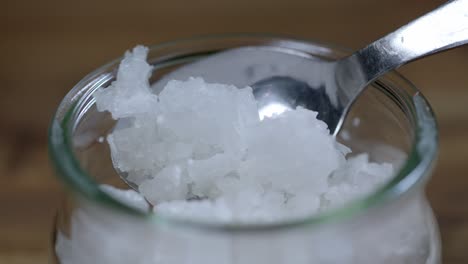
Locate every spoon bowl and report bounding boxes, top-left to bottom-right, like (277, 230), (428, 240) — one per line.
(253, 0), (468, 135)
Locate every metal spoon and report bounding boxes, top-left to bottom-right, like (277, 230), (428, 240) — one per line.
(252, 0), (468, 135)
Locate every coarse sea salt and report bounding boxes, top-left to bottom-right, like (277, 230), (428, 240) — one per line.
(93, 46), (394, 223)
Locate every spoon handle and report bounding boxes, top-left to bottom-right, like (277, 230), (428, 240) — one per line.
(338, 0), (468, 102)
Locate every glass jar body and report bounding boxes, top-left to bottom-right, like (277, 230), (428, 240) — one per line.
(53, 189), (440, 263)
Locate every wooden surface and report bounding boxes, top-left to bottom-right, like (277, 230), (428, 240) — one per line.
(2, 0), (468, 263)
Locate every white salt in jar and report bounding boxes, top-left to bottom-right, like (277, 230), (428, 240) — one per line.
(49, 35), (440, 264)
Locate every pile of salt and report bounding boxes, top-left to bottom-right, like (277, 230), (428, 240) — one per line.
(94, 46), (393, 223)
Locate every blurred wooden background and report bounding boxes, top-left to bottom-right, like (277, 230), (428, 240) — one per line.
(2, 0), (468, 263)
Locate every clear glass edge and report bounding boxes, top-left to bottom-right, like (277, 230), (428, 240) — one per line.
(47, 34), (439, 232)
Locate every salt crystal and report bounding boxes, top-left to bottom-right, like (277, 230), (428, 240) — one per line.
(139, 165), (189, 203)
(94, 46), (158, 119)
(340, 129), (351, 141)
(352, 117), (361, 127)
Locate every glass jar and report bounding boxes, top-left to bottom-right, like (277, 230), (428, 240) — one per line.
(48, 35), (440, 264)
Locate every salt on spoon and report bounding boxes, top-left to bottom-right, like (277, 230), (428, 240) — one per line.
(94, 46), (394, 223)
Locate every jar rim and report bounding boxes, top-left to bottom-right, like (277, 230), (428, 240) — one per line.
(48, 34), (438, 232)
